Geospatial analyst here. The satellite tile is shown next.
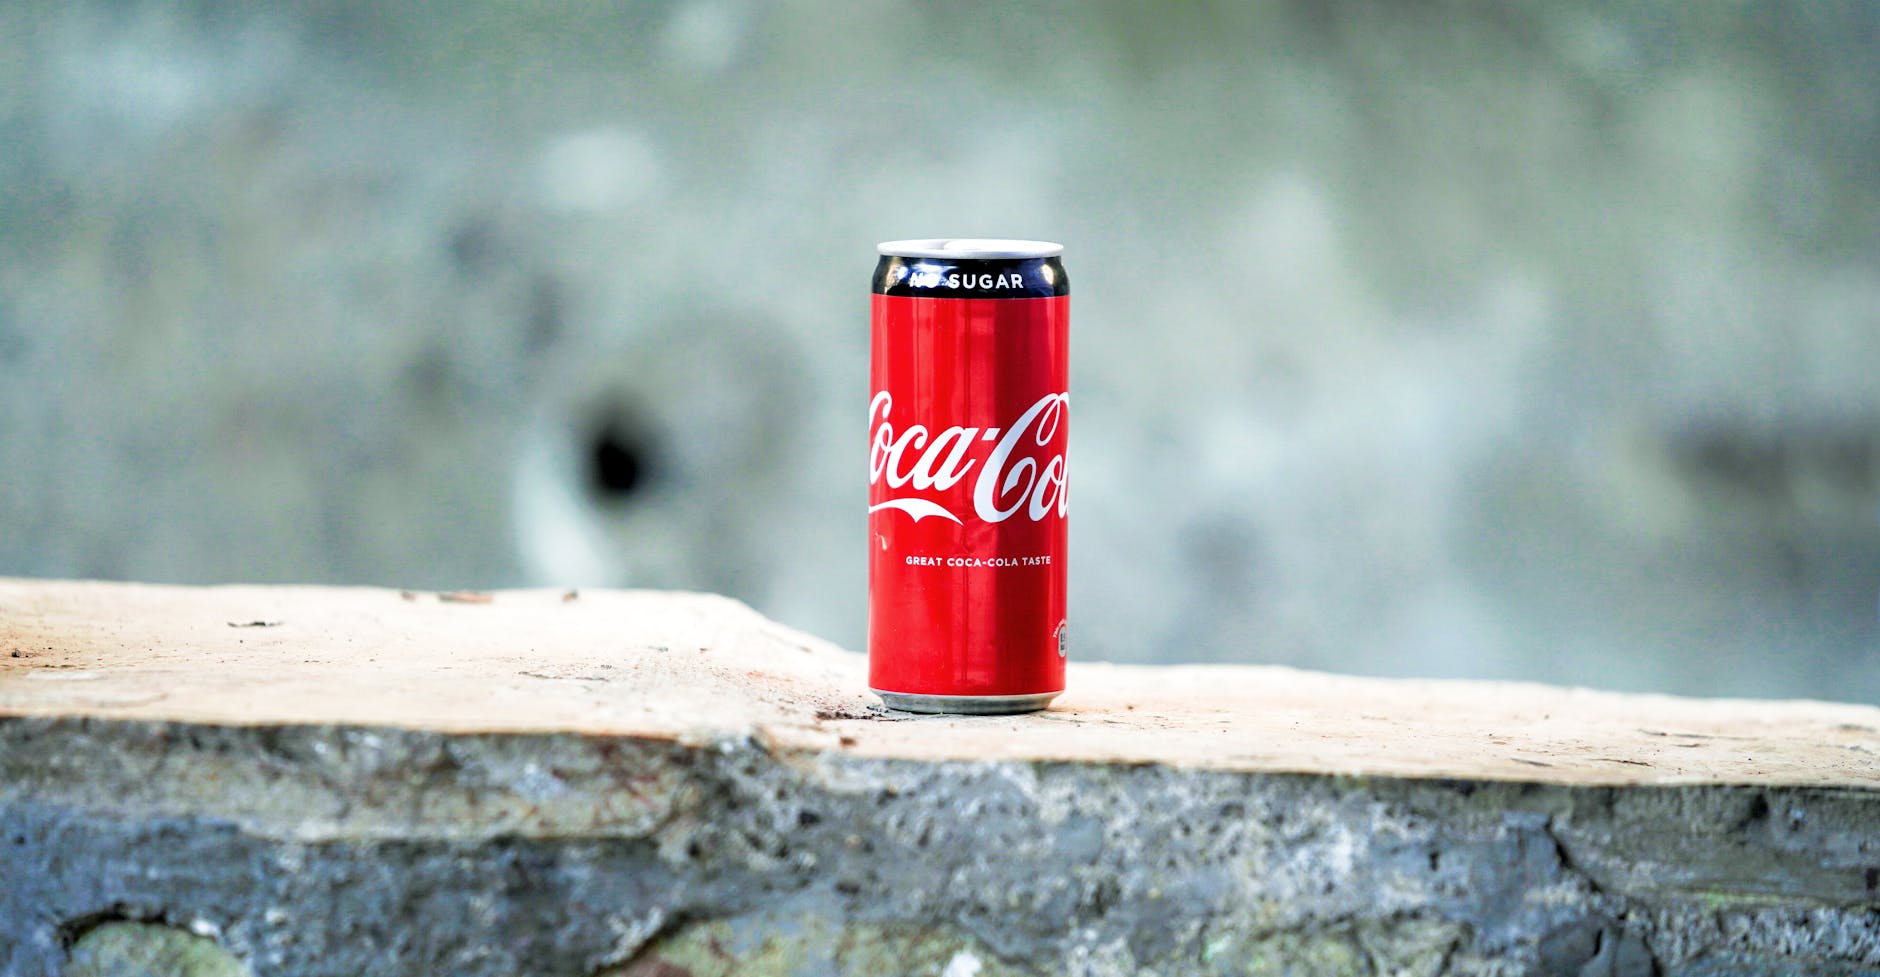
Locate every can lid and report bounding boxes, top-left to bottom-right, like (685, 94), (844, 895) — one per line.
(878, 238), (1063, 259)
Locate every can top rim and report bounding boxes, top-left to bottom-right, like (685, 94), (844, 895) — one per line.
(878, 239), (1063, 259)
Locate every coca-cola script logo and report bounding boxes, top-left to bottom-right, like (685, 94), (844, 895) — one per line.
(868, 390), (1069, 525)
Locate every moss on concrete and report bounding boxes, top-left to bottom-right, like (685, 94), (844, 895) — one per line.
(66, 923), (248, 977)
(609, 917), (1033, 977)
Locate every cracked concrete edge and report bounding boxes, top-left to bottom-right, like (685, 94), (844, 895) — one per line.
(4, 714), (1877, 974)
(5, 714), (1878, 905)
(6, 713), (1878, 901)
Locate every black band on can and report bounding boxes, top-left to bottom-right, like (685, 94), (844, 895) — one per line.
(872, 255), (1069, 298)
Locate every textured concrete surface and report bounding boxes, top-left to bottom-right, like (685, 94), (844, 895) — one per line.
(3, 580), (1879, 976)
(3, 3), (1878, 702)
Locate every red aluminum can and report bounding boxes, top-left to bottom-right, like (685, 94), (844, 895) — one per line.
(868, 239), (1069, 714)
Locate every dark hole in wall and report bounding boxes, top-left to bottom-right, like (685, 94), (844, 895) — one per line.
(587, 406), (658, 505)
(56, 904), (154, 950)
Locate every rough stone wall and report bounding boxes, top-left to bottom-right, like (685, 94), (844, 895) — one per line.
(2, 3), (1878, 699)
(3, 582), (1877, 975)
(5, 718), (1879, 977)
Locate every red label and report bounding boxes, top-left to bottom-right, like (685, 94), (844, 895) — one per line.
(868, 294), (1069, 697)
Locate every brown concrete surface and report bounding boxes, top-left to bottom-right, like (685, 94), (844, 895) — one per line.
(2, 578), (1874, 787)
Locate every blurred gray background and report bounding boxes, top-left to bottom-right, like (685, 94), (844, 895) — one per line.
(3, 2), (1876, 702)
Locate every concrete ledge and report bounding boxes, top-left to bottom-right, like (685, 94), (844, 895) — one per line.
(3, 579), (1878, 976)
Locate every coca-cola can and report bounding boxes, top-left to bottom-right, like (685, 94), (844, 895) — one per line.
(868, 239), (1069, 714)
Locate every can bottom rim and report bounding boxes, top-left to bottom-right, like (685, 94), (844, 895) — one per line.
(871, 689), (1061, 715)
